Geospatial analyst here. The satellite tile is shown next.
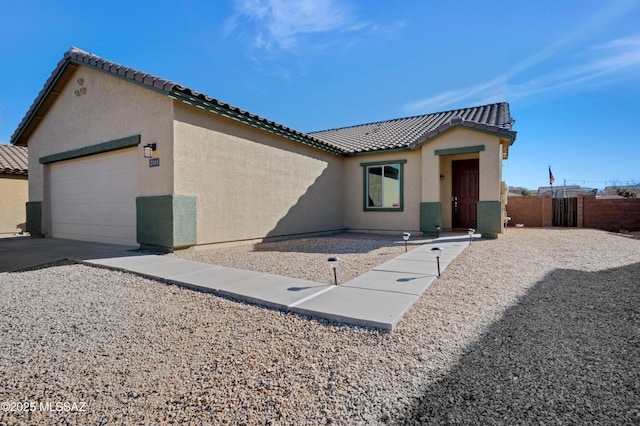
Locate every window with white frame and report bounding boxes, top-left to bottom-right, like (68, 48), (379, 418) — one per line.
(362, 160), (405, 211)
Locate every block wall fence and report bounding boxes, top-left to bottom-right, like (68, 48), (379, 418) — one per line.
(505, 194), (640, 231)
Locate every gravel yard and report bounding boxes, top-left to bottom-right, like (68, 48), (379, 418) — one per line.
(0, 228), (638, 425)
(170, 232), (434, 284)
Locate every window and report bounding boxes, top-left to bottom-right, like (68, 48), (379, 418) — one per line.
(362, 160), (405, 211)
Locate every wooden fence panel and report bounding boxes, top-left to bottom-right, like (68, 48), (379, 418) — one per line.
(552, 198), (577, 227)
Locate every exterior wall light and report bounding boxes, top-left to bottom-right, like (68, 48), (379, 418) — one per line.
(328, 256), (340, 285)
(431, 247), (443, 277)
(143, 143), (157, 158)
(440, 174), (445, 180)
(436, 225), (441, 238)
(468, 228), (475, 244)
(402, 232), (411, 252)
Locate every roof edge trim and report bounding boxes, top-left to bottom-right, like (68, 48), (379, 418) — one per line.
(169, 91), (345, 156)
(412, 120), (516, 150)
(10, 60), (79, 146)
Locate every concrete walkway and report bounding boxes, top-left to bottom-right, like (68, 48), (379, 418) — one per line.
(0, 234), (474, 330)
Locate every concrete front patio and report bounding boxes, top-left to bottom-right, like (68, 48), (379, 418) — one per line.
(0, 234), (473, 330)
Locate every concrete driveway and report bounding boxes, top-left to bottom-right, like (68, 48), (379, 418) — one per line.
(0, 236), (137, 272)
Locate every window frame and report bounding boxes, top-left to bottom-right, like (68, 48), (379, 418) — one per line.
(361, 159), (406, 212)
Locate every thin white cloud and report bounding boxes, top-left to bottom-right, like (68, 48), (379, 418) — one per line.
(404, 76), (507, 112)
(404, 34), (640, 114)
(230, 0), (356, 50)
(508, 35), (640, 101)
(404, 1), (640, 113)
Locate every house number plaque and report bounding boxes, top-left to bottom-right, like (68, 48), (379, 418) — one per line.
(149, 158), (160, 167)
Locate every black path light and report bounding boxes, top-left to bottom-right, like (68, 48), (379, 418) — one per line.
(402, 232), (411, 252)
(431, 247), (443, 277)
(468, 228), (475, 244)
(435, 225), (441, 239)
(327, 256), (340, 285)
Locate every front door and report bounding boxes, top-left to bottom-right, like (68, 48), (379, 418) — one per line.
(452, 159), (479, 229)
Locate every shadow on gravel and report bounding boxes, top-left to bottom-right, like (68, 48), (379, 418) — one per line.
(400, 262), (640, 425)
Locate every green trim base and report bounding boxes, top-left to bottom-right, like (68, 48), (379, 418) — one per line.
(136, 195), (196, 251)
(420, 202), (442, 235)
(477, 200), (502, 237)
(26, 201), (42, 235)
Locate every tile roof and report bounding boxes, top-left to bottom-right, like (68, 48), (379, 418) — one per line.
(10, 47), (344, 155)
(0, 144), (28, 175)
(11, 47), (516, 157)
(308, 103), (516, 154)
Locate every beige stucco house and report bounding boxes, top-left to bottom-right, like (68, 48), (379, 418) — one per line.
(0, 144), (28, 235)
(11, 48), (517, 251)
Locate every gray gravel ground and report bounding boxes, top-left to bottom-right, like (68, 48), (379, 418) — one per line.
(170, 232), (434, 285)
(0, 228), (638, 425)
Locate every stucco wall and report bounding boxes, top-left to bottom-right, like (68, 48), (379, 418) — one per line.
(343, 150), (422, 233)
(342, 128), (506, 233)
(173, 102), (344, 244)
(26, 66), (175, 236)
(421, 128), (502, 200)
(0, 175), (28, 234)
(422, 128), (505, 230)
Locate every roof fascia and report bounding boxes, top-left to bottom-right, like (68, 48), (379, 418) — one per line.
(411, 123), (516, 150)
(0, 170), (28, 177)
(344, 146), (413, 158)
(69, 58), (171, 97)
(11, 61), (79, 146)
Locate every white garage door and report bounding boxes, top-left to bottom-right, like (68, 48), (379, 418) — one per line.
(50, 148), (138, 246)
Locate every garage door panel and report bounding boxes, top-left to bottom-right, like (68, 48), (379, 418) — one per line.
(50, 148), (138, 246)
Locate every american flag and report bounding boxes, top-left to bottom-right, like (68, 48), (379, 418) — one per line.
(549, 166), (555, 185)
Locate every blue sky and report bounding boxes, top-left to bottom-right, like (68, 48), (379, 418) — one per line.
(1, 0), (638, 190)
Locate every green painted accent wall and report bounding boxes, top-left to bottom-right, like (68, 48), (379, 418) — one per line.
(39, 135), (140, 164)
(420, 202), (442, 234)
(136, 195), (197, 251)
(26, 201), (42, 235)
(477, 200), (502, 238)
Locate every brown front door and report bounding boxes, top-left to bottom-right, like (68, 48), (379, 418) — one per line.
(452, 159), (479, 228)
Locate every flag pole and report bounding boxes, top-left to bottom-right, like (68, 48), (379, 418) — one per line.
(548, 166), (554, 198)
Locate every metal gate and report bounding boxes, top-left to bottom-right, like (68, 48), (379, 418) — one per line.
(552, 198), (577, 227)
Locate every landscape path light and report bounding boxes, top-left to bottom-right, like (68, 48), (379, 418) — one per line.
(436, 225), (441, 239)
(468, 228), (475, 244)
(402, 232), (411, 252)
(327, 256), (340, 285)
(431, 247), (443, 277)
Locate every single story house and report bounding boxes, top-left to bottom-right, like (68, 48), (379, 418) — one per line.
(11, 47), (517, 251)
(0, 144), (28, 235)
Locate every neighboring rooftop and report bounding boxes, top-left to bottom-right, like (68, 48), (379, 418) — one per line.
(537, 185), (597, 197)
(0, 144), (28, 175)
(601, 186), (640, 198)
(309, 103), (516, 155)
